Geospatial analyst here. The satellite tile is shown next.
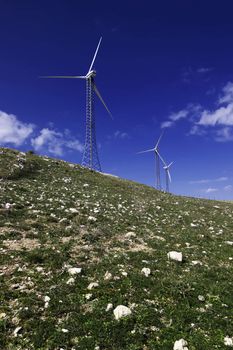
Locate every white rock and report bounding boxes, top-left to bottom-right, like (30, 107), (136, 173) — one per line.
(5, 203), (12, 210)
(198, 295), (205, 301)
(36, 266), (43, 272)
(106, 303), (113, 311)
(141, 267), (151, 277)
(66, 277), (75, 285)
(44, 295), (50, 302)
(168, 251), (183, 262)
(224, 336), (233, 346)
(87, 282), (99, 290)
(83, 183), (89, 187)
(225, 241), (233, 246)
(191, 260), (202, 266)
(13, 326), (22, 337)
(104, 271), (112, 280)
(88, 216), (97, 222)
(67, 267), (82, 275)
(121, 271), (128, 277)
(173, 338), (188, 350)
(69, 208), (78, 213)
(61, 328), (69, 333)
(85, 293), (92, 300)
(0, 312), (6, 319)
(125, 232), (136, 238)
(113, 305), (132, 320)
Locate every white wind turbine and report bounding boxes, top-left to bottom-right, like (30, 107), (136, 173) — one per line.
(137, 132), (165, 190)
(163, 161), (174, 193)
(40, 37), (112, 172)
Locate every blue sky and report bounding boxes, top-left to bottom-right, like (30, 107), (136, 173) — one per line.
(1, 1), (233, 200)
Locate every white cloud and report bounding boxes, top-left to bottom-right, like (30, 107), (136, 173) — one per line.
(189, 177), (228, 184)
(219, 82), (233, 104)
(107, 130), (129, 140)
(189, 125), (206, 136)
(198, 103), (233, 126)
(196, 67), (213, 74)
(216, 176), (228, 182)
(215, 127), (233, 142)
(161, 121), (173, 129)
(164, 81), (233, 142)
(169, 109), (189, 121)
(224, 185), (233, 192)
(198, 82), (233, 131)
(204, 187), (218, 193)
(114, 130), (129, 139)
(0, 110), (34, 146)
(31, 128), (84, 156)
(161, 104), (201, 129)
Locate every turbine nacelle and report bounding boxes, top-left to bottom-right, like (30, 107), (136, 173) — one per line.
(86, 70), (96, 79)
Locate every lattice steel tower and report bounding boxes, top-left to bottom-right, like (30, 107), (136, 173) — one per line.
(82, 77), (101, 171)
(137, 132), (165, 190)
(40, 37), (112, 171)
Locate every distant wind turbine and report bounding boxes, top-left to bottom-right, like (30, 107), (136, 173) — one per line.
(40, 37), (112, 172)
(137, 132), (165, 190)
(163, 161), (174, 193)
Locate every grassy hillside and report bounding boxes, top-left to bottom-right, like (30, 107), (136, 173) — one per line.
(0, 147), (232, 350)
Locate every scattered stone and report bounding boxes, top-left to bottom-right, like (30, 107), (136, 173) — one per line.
(113, 305), (132, 320)
(87, 282), (99, 290)
(173, 338), (188, 350)
(168, 251), (183, 262)
(198, 295), (205, 301)
(104, 271), (112, 280)
(121, 271), (128, 277)
(4, 203), (12, 210)
(191, 260), (202, 266)
(0, 312), (6, 319)
(88, 216), (97, 222)
(69, 208), (78, 214)
(225, 241), (233, 246)
(67, 267), (82, 275)
(13, 326), (22, 337)
(66, 277), (75, 285)
(141, 267), (151, 277)
(44, 295), (50, 302)
(125, 232), (136, 238)
(85, 293), (92, 300)
(106, 303), (113, 311)
(224, 336), (233, 346)
(61, 328), (69, 333)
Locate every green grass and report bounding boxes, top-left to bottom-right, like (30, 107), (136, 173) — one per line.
(0, 147), (233, 349)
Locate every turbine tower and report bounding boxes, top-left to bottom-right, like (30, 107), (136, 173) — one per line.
(163, 161), (174, 193)
(40, 37), (112, 172)
(137, 132), (165, 190)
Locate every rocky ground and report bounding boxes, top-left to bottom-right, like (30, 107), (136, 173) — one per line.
(0, 147), (233, 349)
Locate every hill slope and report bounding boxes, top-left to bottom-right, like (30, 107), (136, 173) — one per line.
(0, 148), (233, 349)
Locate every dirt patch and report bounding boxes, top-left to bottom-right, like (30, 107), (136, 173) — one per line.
(3, 238), (41, 251)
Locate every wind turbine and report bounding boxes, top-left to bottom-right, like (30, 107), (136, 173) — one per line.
(40, 37), (112, 172)
(137, 132), (165, 190)
(163, 161), (174, 193)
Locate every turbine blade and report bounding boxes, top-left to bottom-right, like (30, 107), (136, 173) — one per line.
(93, 83), (112, 118)
(156, 150), (166, 165)
(137, 148), (155, 154)
(167, 169), (172, 182)
(155, 131), (164, 150)
(88, 37), (102, 73)
(39, 75), (86, 79)
(167, 161), (174, 168)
